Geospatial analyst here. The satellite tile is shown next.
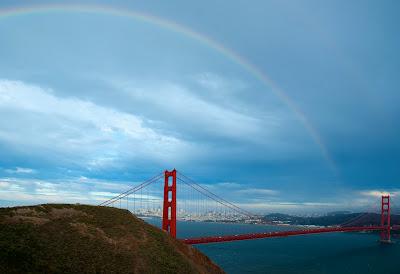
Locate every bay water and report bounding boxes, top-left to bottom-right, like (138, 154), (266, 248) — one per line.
(144, 217), (400, 273)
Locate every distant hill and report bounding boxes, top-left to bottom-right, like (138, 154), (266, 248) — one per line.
(0, 204), (224, 274)
(264, 212), (400, 228)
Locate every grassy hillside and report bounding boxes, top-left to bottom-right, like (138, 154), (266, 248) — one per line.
(0, 204), (224, 274)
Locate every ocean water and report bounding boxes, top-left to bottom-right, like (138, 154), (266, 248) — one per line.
(145, 217), (400, 274)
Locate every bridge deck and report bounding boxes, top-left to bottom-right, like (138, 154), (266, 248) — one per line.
(182, 226), (387, 244)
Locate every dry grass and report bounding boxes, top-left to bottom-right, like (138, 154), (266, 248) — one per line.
(0, 204), (224, 274)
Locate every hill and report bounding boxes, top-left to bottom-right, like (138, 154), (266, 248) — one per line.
(264, 212), (400, 228)
(0, 204), (224, 274)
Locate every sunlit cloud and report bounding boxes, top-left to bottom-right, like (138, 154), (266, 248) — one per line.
(0, 79), (194, 169)
(236, 188), (279, 196)
(0, 177), (135, 205)
(106, 77), (276, 142)
(359, 190), (400, 197)
(5, 167), (36, 174)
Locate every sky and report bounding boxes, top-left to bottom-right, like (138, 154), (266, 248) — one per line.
(0, 0), (399, 214)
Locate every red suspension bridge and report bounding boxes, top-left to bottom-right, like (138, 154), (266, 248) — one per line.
(99, 169), (397, 245)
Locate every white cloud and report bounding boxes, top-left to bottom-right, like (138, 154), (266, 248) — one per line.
(235, 201), (341, 214)
(0, 176), (167, 207)
(107, 77), (283, 143)
(197, 182), (279, 198)
(89, 191), (121, 198)
(0, 79), (194, 168)
(5, 167), (36, 174)
(0, 181), (10, 188)
(236, 188), (279, 195)
(193, 72), (247, 91)
(360, 189), (400, 197)
(199, 182), (244, 190)
(0, 177), (135, 205)
(1, 176), (398, 215)
(0, 179), (25, 192)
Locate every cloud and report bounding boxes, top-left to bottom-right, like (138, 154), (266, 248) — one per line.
(193, 72), (247, 92)
(0, 177), (136, 205)
(5, 167), (36, 174)
(0, 79), (194, 169)
(0, 181), (11, 189)
(0, 179), (26, 192)
(200, 182), (244, 189)
(360, 189), (400, 197)
(1, 79), (391, 213)
(198, 182), (279, 197)
(0, 175), (168, 208)
(1, 176), (397, 215)
(236, 201), (341, 214)
(89, 191), (122, 198)
(236, 188), (279, 195)
(105, 76), (285, 143)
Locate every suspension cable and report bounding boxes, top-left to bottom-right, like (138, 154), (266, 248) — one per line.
(177, 176), (254, 218)
(99, 172), (163, 206)
(178, 172), (256, 217)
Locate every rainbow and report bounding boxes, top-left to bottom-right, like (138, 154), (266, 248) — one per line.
(0, 3), (337, 174)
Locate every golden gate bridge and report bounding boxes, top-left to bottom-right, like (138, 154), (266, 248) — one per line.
(99, 169), (398, 245)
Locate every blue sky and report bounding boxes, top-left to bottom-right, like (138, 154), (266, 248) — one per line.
(0, 0), (399, 213)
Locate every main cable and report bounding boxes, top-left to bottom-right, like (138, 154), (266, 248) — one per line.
(99, 172), (163, 206)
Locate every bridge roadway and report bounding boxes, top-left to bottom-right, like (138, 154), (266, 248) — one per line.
(182, 226), (389, 244)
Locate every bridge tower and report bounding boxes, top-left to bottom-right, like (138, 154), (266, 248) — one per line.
(380, 195), (391, 243)
(162, 169), (177, 238)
